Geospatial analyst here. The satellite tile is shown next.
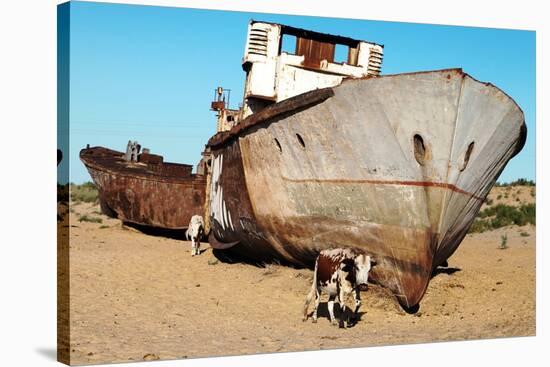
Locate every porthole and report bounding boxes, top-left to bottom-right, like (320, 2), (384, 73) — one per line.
(296, 133), (306, 149)
(413, 134), (426, 166)
(459, 142), (475, 171)
(274, 138), (282, 153)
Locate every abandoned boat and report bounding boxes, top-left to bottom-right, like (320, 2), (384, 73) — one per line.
(80, 142), (207, 230)
(205, 21), (527, 308)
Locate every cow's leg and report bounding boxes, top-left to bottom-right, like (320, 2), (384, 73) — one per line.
(328, 294), (337, 326)
(348, 287), (361, 326)
(353, 287), (361, 315)
(311, 288), (320, 323)
(339, 288), (349, 328)
(195, 237), (200, 255)
(191, 238), (196, 256)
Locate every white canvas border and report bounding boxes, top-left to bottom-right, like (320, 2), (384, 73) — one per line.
(0, 0), (546, 366)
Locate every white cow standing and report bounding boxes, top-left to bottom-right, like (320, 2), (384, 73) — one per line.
(185, 215), (204, 256)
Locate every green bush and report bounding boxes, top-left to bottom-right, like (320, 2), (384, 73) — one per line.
(78, 215), (102, 224)
(509, 178), (535, 186)
(468, 203), (536, 233)
(469, 219), (491, 233)
(500, 234), (508, 249)
(496, 179), (535, 187)
(70, 182), (98, 203)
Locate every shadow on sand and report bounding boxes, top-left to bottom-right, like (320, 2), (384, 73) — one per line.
(304, 302), (365, 328)
(122, 222), (186, 240)
(431, 266), (462, 279)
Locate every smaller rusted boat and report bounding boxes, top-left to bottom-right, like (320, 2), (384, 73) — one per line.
(80, 142), (207, 230)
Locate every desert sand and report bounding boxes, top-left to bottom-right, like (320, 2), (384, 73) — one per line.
(59, 187), (536, 365)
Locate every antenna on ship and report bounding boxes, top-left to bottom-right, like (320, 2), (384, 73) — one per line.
(211, 86), (236, 132)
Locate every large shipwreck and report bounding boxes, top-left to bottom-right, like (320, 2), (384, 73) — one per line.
(205, 21), (526, 308)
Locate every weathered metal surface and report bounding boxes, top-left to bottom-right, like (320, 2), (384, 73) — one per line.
(211, 101), (225, 111)
(207, 69), (526, 308)
(296, 37), (335, 68)
(80, 146), (207, 229)
(208, 87), (334, 148)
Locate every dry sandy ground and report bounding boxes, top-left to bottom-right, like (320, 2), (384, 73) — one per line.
(482, 185), (536, 209)
(61, 198), (535, 365)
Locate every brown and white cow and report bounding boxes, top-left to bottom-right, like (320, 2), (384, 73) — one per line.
(303, 248), (375, 327)
(185, 215), (204, 256)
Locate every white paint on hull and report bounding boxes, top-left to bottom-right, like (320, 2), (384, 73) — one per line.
(210, 153), (234, 231)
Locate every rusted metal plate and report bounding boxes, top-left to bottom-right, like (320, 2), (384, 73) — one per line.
(211, 101), (225, 111)
(138, 152), (163, 165)
(296, 37), (335, 68)
(207, 69), (526, 308)
(80, 147), (206, 229)
(207, 87), (334, 148)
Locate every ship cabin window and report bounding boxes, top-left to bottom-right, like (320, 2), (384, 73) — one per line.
(334, 44), (349, 64)
(281, 34), (297, 54)
(278, 27), (360, 67)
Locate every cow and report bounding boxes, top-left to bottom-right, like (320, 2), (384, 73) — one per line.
(303, 248), (375, 328)
(185, 215), (204, 256)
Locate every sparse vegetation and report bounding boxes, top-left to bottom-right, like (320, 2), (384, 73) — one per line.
(468, 219), (491, 233)
(70, 182), (99, 203)
(99, 225), (110, 229)
(499, 234), (508, 250)
(78, 215), (103, 224)
(495, 178), (535, 187)
(520, 231), (530, 237)
(468, 203), (536, 233)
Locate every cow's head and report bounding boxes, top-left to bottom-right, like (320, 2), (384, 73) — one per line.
(354, 254), (375, 285)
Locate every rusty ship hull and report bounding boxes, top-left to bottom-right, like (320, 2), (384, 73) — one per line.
(80, 147), (206, 230)
(206, 69), (526, 308)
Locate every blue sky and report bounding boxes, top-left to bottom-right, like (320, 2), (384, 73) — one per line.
(58, 1), (536, 184)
